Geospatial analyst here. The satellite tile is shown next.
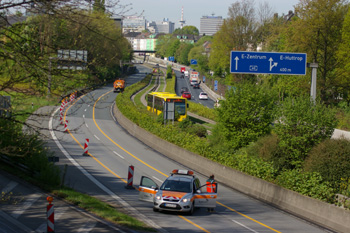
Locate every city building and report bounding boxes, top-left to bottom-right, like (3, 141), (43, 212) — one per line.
(199, 15), (223, 36)
(147, 18), (175, 34)
(122, 16), (146, 33)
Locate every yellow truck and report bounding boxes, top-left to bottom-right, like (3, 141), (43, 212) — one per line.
(113, 79), (125, 93)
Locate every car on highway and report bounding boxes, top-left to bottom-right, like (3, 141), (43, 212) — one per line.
(182, 91), (191, 99)
(180, 87), (189, 94)
(190, 80), (197, 86)
(199, 92), (208, 100)
(138, 169), (217, 215)
(193, 82), (200, 89)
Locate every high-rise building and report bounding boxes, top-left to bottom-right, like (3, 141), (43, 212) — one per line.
(200, 15), (223, 36)
(122, 16), (146, 33)
(147, 19), (175, 34)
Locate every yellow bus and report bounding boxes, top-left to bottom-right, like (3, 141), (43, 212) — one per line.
(146, 92), (188, 121)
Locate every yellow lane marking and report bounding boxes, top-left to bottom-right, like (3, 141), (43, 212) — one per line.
(64, 89), (281, 233)
(92, 90), (168, 178)
(217, 201), (281, 233)
(178, 215), (211, 233)
(64, 94), (126, 183)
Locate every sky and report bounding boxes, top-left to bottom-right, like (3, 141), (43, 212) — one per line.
(118, 0), (300, 29)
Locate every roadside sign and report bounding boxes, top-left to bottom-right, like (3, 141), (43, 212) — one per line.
(190, 59), (198, 65)
(214, 80), (218, 91)
(168, 56), (175, 62)
(230, 51), (307, 75)
(203, 76), (205, 83)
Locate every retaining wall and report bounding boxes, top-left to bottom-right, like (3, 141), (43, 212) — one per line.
(113, 104), (350, 233)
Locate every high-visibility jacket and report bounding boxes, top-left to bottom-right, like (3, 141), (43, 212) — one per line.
(206, 181), (217, 193)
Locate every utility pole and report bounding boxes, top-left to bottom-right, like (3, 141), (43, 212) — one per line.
(308, 62), (318, 102)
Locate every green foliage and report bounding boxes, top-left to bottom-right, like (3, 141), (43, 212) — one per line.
(304, 138), (350, 194)
(210, 82), (276, 151)
(273, 96), (337, 170)
(283, 0), (348, 102)
(275, 169), (334, 201)
(173, 26), (199, 35)
(0, 118), (60, 187)
(245, 133), (279, 162)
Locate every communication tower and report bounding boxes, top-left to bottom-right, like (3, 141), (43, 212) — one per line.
(179, 6), (186, 29)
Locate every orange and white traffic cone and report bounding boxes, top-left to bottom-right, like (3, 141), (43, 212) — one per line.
(82, 138), (89, 156)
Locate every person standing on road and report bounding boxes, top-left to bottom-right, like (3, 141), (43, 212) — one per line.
(206, 174), (217, 212)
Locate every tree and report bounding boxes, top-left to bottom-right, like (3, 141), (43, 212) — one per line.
(273, 95), (337, 170)
(210, 82), (276, 151)
(283, 0), (348, 103)
(93, 0), (106, 13)
(208, 0), (267, 81)
(173, 26), (199, 35)
(0, 0), (133, 158)
(335, 7), (350, 104)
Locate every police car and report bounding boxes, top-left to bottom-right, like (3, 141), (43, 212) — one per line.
(138, 170), (217, 215)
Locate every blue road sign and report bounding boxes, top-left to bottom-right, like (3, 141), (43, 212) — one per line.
(230, 51), (307, 75)
(214, 80), (218, 91)
(190, 59), (198, 65)
(203, 76), (206, 83)
(168, 56), (175, 62)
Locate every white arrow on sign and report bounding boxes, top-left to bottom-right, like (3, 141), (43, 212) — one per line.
(235, 56), (239, 70)
(269, 58), (278, 71)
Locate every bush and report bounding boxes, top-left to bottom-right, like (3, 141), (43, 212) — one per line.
(274, 95), (337, 170)
(304, 138), (350, 194)
(187, 124), (207, 138)
(275, 169), (334, 202)
(245, 133), (279, 161)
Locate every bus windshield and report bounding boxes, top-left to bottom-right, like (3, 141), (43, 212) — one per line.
(175, 102), (186, 115)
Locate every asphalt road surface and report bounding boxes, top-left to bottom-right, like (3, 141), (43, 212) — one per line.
(49, 64), (330, 233)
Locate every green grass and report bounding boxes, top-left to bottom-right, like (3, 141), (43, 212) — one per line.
(53, 188), (156, 231)
(0, 91), (59, 122)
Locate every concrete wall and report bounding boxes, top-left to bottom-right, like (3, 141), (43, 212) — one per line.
(113, 104), (350, 233)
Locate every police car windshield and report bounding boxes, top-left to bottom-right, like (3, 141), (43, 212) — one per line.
(160, 179), (192, 193)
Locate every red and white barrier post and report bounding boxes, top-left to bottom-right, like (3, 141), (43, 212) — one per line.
(125, 165), (134, 189)
(64, 120), (68, 132)
(82, 138), (89, 156)
(46, 196), (54, 232)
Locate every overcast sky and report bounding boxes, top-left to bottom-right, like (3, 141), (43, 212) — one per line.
(119, 0), (300, 29)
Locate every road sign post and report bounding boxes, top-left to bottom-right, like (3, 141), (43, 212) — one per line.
(230, 51), (307, 75)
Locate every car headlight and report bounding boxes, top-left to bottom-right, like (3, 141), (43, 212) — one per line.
(182, 198), (189, 203)
(155, 195), (162, 200)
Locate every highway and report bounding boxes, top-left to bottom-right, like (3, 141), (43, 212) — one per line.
(51, 64), (330, 232)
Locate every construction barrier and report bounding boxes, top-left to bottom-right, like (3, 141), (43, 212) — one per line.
(46, 196), (54, 232)
(64, 120), (68, 132)
(125, 165), (134, 189)
(83, 138), (89, 156)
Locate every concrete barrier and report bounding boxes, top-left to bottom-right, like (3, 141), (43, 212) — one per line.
(113, 103), (350, 232)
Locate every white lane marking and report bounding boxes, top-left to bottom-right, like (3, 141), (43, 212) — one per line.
(152, 176), (163, 183)
(85, 123), (89, 128)
(11, 193), (41, 219)
(1, 181), (18, 194)
(94, 135), (100, 141)
(113, 151), (124, 159)
(83, 114), (85, 118)
(232, 219), (259, 233)
(35, 206), (69, 233)
(49, 107), (165, 232)
(0, 210), (34, 233)
(88, 104), (90, 107)
(77, 220), (97, 232)
(84, 109), (87, 112)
